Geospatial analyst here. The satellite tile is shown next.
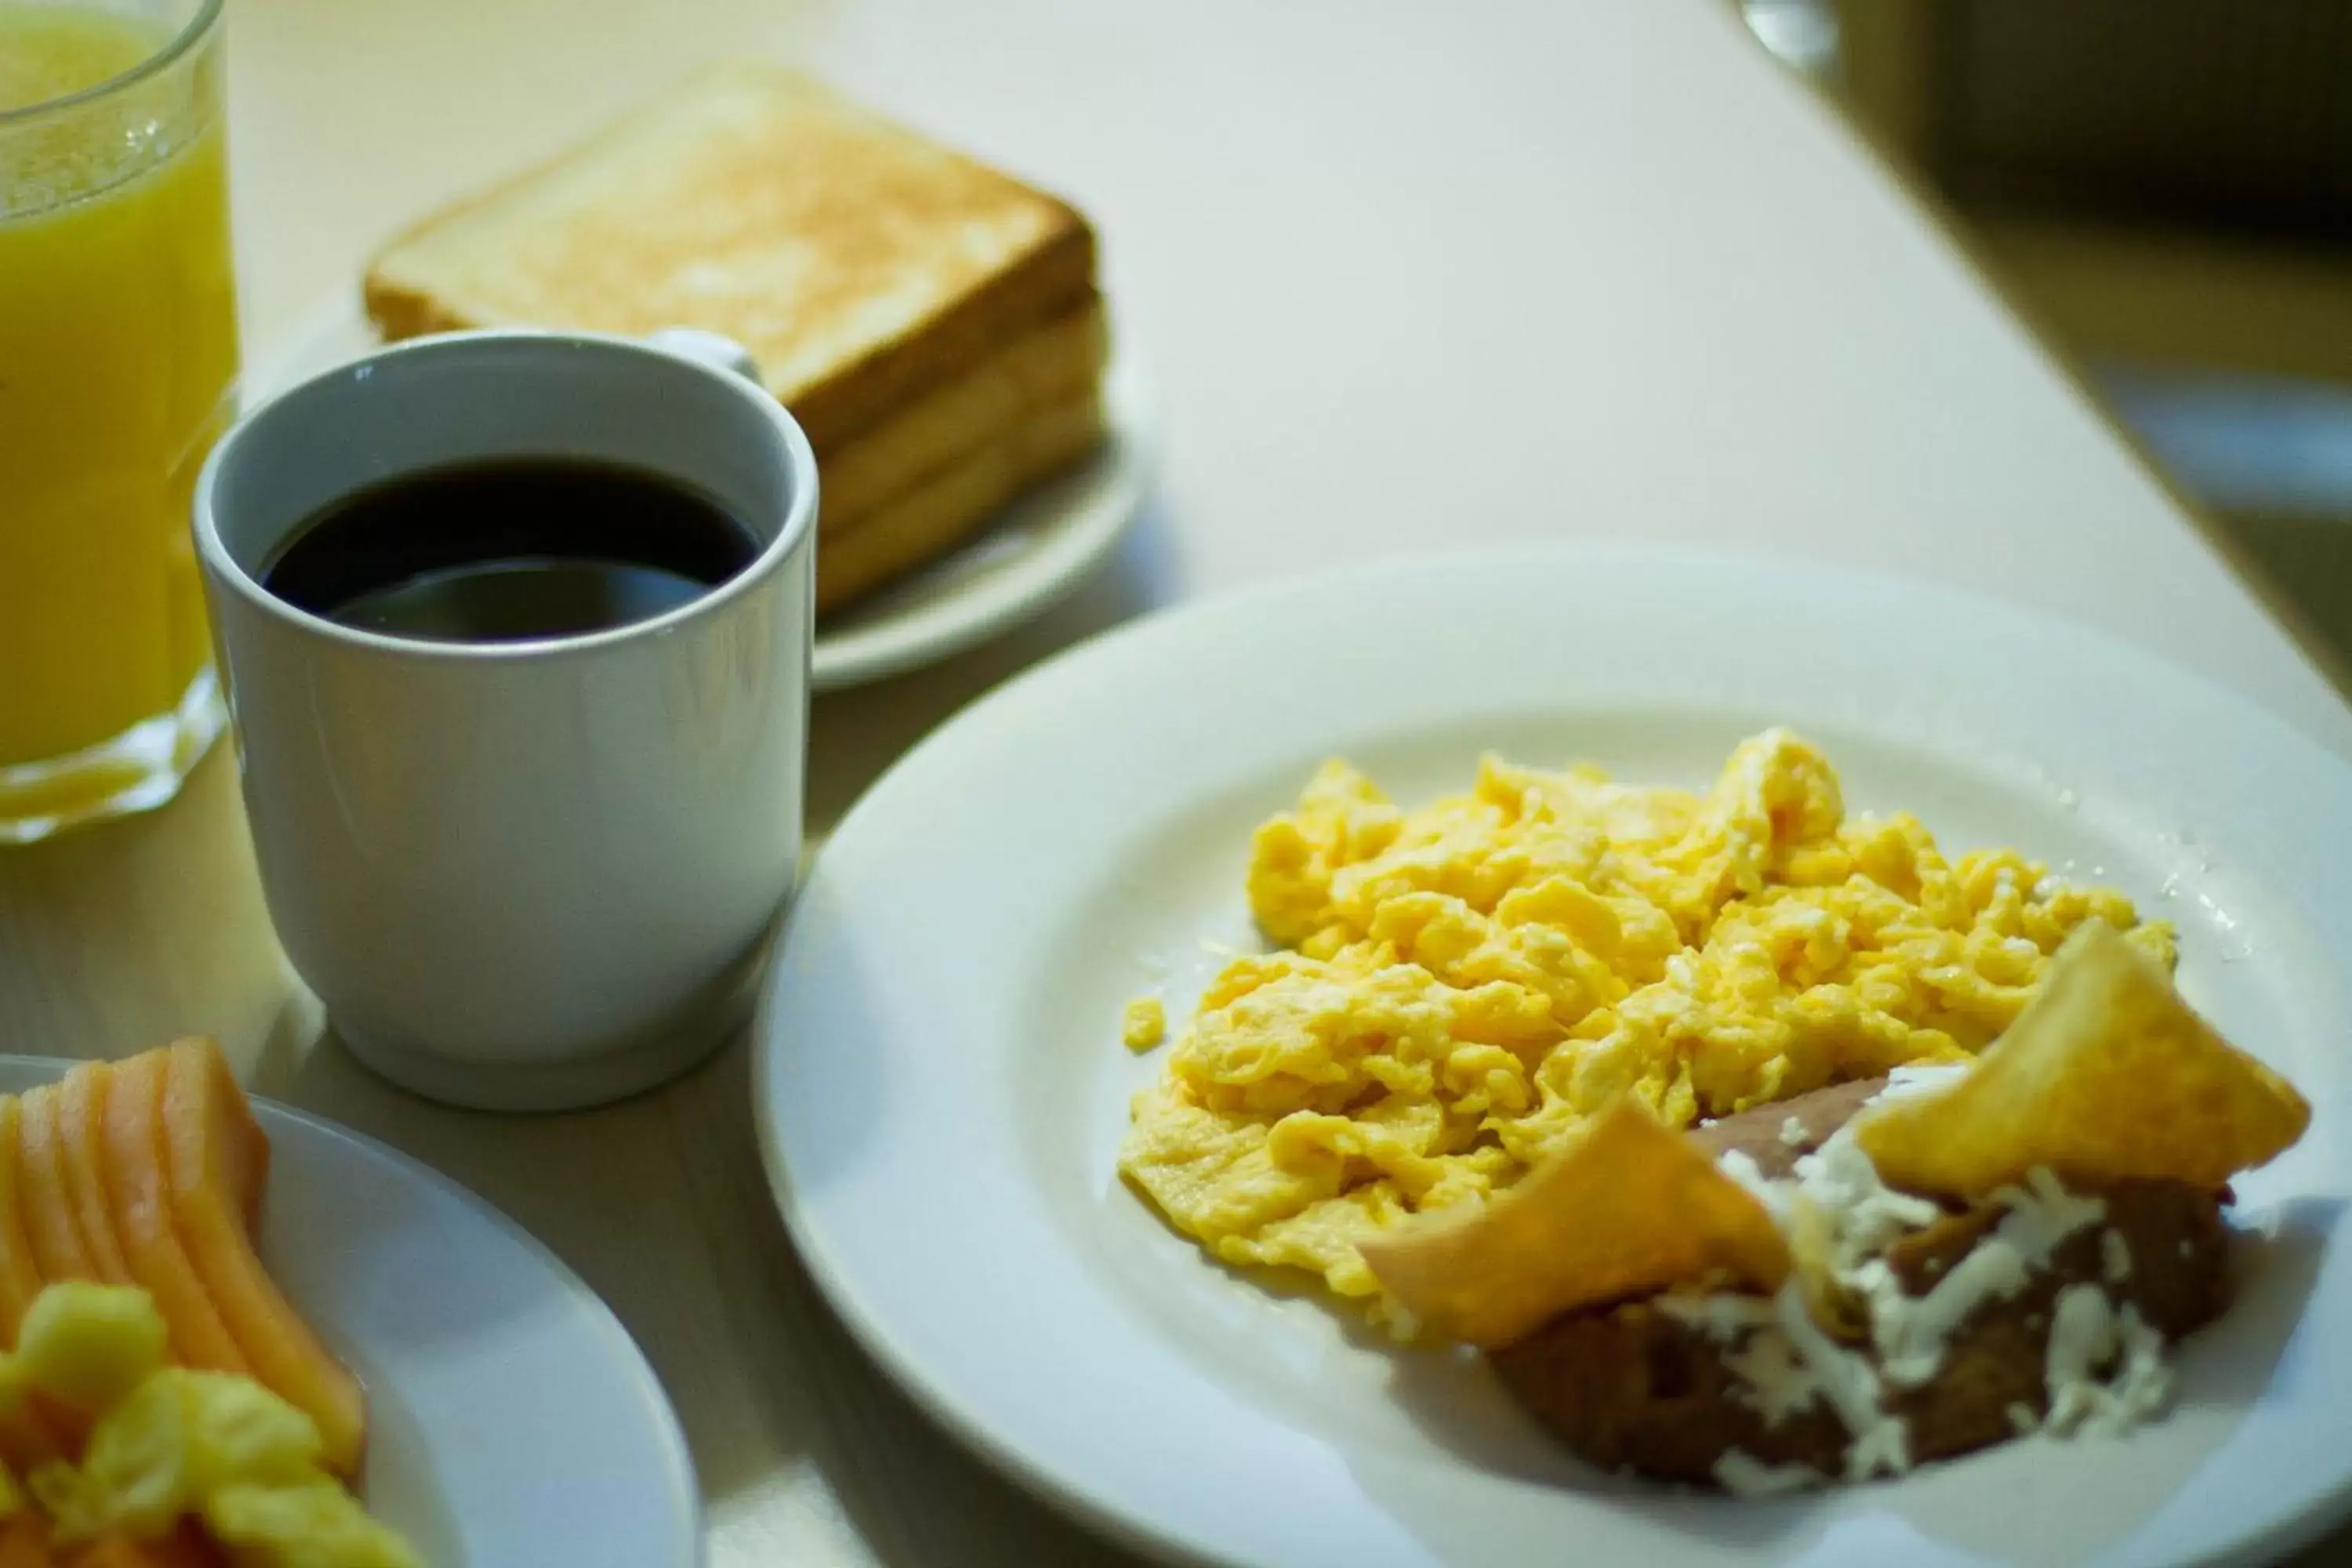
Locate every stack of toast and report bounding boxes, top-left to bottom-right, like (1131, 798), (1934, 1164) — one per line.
(364, 64), (1107, 612)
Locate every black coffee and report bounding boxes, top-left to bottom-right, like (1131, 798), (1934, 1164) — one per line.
(262, 458), (761, 643)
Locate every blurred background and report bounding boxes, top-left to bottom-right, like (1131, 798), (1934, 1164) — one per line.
(1743, 0), (2352, 673)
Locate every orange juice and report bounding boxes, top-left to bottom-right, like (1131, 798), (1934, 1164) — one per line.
(0, 0), (235, 833)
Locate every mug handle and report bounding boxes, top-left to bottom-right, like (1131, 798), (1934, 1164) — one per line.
(648, 328), (763, 384)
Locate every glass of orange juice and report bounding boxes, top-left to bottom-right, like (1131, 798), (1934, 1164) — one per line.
(0, 0), (236, 842)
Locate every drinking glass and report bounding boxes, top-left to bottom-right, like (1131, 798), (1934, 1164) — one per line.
(0, 0), (236, 841)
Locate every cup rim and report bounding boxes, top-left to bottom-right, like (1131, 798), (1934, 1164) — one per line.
(0, 0), (223, 128)
(192, 328), (821, 665)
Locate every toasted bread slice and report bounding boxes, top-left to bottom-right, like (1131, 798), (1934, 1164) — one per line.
(819, 299), (1106, 532)
(365, 64), (1095, 453)
(817, 391), (1105, 612)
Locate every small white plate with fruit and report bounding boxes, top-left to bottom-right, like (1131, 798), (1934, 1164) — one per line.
(0, 1045), (696, 1566)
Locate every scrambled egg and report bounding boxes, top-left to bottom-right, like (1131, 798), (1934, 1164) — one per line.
(1119, 728), (2172, 1323)
(1122, 997), (1167, 1052)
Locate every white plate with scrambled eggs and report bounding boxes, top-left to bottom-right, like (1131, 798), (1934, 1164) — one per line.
(757, 547), (2352, 1568)
(0, 1058), (701, 1567)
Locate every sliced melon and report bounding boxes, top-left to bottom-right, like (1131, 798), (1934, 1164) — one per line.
(0, 1101), (51, 1338)
(160, 1041), (365, 1475)
(53, 1069), (130, 1287)
(0, 1388), (62, 1478)
(0, 1517), (51, 1568)
(16, 1089), (95, 1287)
(60, 1533), (211, 1568)
(98, 1056), (247, 1376)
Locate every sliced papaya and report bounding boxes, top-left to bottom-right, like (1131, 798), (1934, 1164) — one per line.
(0, 1340), (64, 1475)
(98, 1057), (246, 1377)
(0, 1400), (60, 1477)
(149, 1047), (262, 1242)
(0, 1101), (52, 1340)
(0, 1516), (53, 1568)
(0, 1099), (71, 1473)
(60, 1533), (210, 1568)
(16, 1089), (96, 1287)
(57, 1542), (138, 1568)
(146, 1525), (227, 1567)
(53, 1070), (130, 1288)
(160, 1041), (364, 1475)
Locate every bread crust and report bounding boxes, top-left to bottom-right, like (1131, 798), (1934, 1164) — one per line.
(816, 297), (1106, 531)
(815, 392), (1105, 612)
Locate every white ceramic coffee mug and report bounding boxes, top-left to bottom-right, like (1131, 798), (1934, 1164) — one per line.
(195, 330), (817, 1112)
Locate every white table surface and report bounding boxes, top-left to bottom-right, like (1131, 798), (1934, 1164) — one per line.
(2, 0), (2347, 1563)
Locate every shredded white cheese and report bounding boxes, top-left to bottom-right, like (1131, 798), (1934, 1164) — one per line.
(1715, 1150), (1795, 1227)
(1779, 1116), (1809, 1148)
(1859, 1169), (2107, 1388)
(2043, 1284), (2116, 1417)
(1673, 1102), (2165, 1482)
(1657, 1289), (1896, 1456)
(2043, 1290), (2172, 1439)
(1857, 1247), (2024, 1388)
(1797, 1131), (1940, 1274)
(2102, 1229), (2134, 1285)
(1713, 1450), (1825, 1497)
(1658, 1290), (1776, 1338)
(1996, 1169), (2111, 1259)
(1677, 1123), (1928, 1472)
(1720, 1319), (1821, 1427)
(1780, 1280), (1913, 1479)
(1875, 1062), (1970, 1105)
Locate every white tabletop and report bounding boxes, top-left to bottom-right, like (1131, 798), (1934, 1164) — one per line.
(1, 0), (2343, 1563)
